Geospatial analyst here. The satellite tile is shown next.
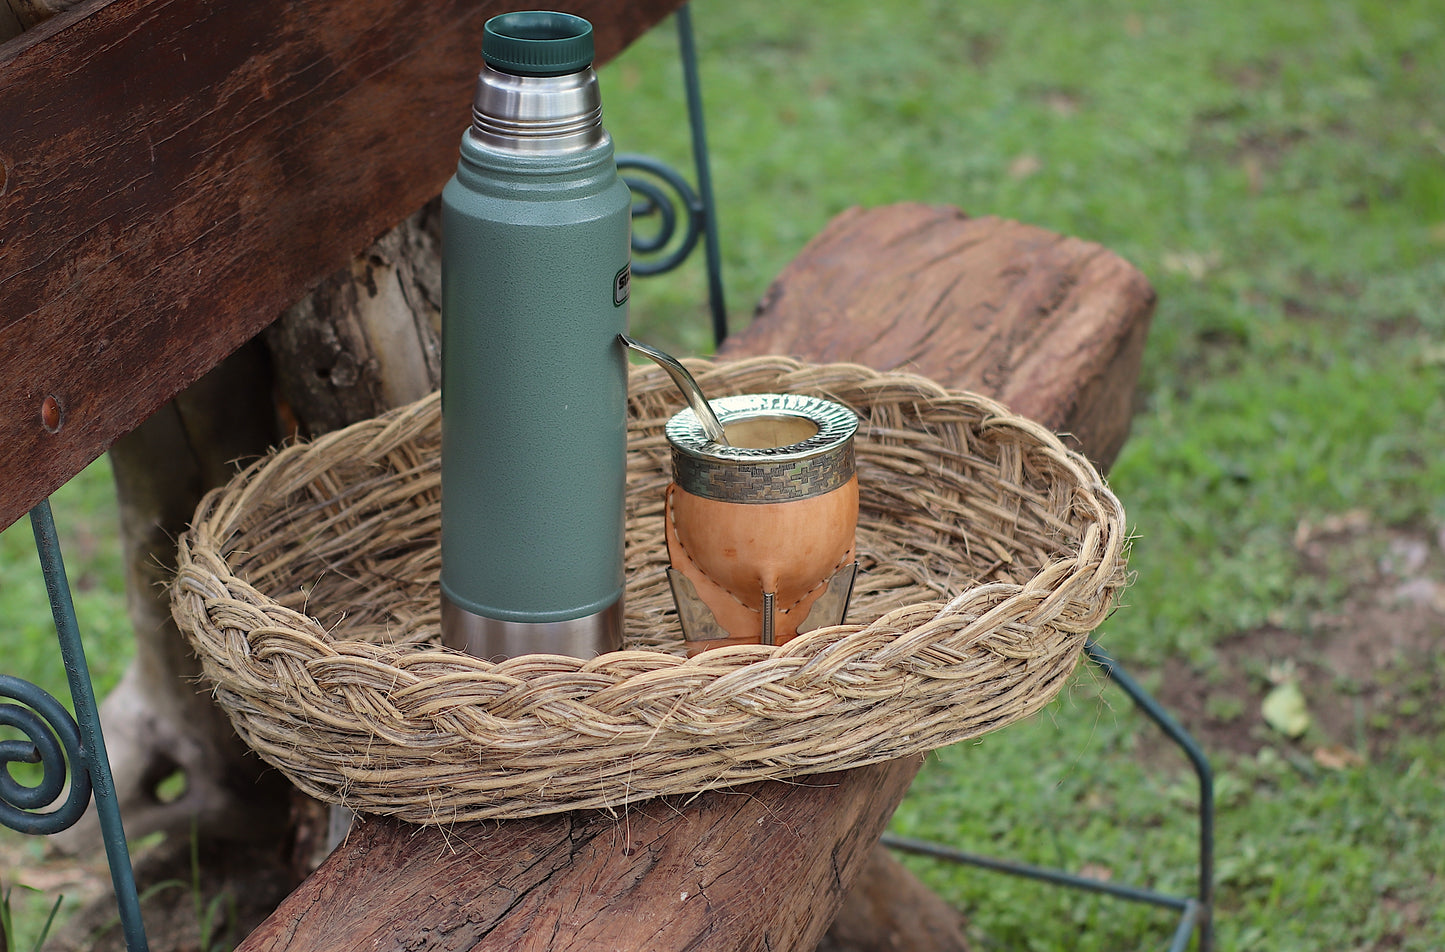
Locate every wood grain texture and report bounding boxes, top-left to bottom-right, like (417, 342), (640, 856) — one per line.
(817, 849), (969, 952)
(726, 203), (1156, 468)
(239, 759), (923, 952)
(264, 199), (444, 438)
(0, 0), (683, 530)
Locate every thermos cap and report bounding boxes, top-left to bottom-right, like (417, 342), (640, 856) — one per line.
(483, 11), (594, 77)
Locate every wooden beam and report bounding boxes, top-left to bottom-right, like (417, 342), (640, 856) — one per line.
(721, 203), (1155, 950)
(0, 0), (683, 530)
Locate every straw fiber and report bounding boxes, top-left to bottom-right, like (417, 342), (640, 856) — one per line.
(171, 358), (1128, 822)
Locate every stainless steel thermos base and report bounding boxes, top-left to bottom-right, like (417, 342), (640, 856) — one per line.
(441, 594), (623, 661)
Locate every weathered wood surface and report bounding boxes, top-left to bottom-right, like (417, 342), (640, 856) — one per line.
(0, 0), (683, 531)
(731, 203), (1155, 468)
(235, 204), (1154, 952)
(240, 759), (922, 952)
(816, 849), (969, 952)
(727, 202), (1154, 952)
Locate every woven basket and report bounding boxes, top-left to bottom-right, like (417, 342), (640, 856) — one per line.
(171, 357), (1127, 822)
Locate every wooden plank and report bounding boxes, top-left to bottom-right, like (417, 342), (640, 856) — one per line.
(234, 205), (1154, 951)
(0, 0), (683, 530)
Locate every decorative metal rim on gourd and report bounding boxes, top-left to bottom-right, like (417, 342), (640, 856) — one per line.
(667, 393), (859, 504)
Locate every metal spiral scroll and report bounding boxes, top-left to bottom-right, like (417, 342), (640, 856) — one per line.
(618, 153), (704, 277)
(0, 673), (92, 835)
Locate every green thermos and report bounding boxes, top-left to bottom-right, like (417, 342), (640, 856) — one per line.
(440, 11), (631, 660)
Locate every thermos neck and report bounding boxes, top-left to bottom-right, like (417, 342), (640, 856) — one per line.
(471, 65), (606, 154)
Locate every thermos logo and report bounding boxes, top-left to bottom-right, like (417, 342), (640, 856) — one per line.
(614, 263), (631, 307)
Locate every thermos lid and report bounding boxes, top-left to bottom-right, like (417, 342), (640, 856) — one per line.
(483, 11), (594, 77)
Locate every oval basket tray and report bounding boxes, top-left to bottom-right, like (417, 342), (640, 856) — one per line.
(172, 357), (1128, 823)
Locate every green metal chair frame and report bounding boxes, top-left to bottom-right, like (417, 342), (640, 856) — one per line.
(1, 8), (1212, 951)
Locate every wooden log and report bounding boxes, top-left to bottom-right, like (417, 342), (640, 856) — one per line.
(816, 850), (969, 952)
(728, 202), (1154, 952)
(730, 203), (1155, 468)
(234, 204), (1154, 951)
(0, 0), (685, 531)
(240, 758), (923, 952)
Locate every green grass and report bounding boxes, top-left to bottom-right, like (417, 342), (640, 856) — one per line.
(611, 0), (1445, 947)
(1, 880), (63, 952)
(0, 460), (129, 949)
(4, 0), (1444, 948)
(0, 457), (131, 706)
(891, 669), (1445, 950)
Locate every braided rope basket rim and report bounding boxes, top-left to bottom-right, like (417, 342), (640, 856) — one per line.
(171, 357), (1128, 823)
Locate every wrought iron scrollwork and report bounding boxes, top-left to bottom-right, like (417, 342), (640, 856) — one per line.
(614, 5), (729, 346)
(618, 153), (705, 277)
(0, 673), (92, 835)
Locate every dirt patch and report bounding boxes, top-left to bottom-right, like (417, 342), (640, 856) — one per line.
(42, 836), (302, 952)
(1, 793), (329, 952)
(1156, 513), (1445, 765)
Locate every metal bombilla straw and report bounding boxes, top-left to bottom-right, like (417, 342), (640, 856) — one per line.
(619, 334), (729, 445)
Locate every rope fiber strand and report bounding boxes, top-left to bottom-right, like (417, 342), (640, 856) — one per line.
(170, 358), (1129, 822)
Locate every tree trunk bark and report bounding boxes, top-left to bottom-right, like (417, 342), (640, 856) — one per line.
(264, 201), (442, 439)
(54, 341), (292, 854)
(815, 850), (970, 952)
(56, 203), (444, 855)
(1, 0), (80, 37)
